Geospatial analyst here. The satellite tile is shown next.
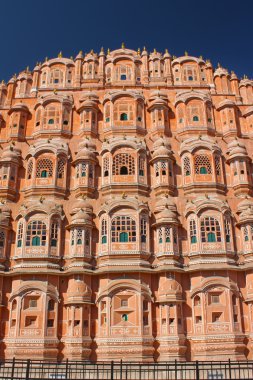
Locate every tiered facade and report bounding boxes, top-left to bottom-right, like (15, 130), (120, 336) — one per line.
(0, 45), (253, 361)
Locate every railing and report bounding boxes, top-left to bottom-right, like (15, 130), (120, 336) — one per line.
(0, 358), (253, 380)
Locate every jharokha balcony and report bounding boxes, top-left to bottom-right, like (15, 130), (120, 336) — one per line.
(23, 139), (69, 198)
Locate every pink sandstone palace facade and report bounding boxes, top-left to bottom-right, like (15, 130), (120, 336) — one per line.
(0, 45), (252, 362)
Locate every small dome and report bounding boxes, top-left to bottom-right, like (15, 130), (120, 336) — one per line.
(231, 72), (238, 80)
(154, 197), (177, 213)
(148, 91), (168, 110)
(70, 199), (93, 226)
(153, 145), (171, 158)
(156, 207), (179, 224)
(75, 139), (97, 161)
(71, 209), (93, 225)
(75, 50), (83, 60)
(227, 140), (248, 159)
(0, 145), (21, 163)
(0, 204), (11, 227)
(157, 278), (183, 302)
(216, 99), (235, 110)
(239, 78), (252, 87)
(163, 49), (171, 59)
(153, 137), (172, 158)
(214, 66), (229, 78)
(238, 198), (253, 211)
(0, 81), (7, 90)
(237, 199), (253, 223)
(66, 278), (92, 304)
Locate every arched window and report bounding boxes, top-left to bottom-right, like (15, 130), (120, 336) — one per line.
(32, 236), (41, 246)
(183, 66), (197, 82)
(35, 108), (41, 127)
(76, 163), (87, 178)
(27, 159), (33, 180)
(36, 158), (53, 178)
(139, 157), (145, 176)
(85, 230), (90, 246)
(17, 222), (23, 247)
(207, 232), (216, 242)
(193, 116), (199, 122)
(43, 105), (61, 128)
(119, 232), (128, 242)
(120, 113), (128, 121)
(165, 227), (171, 243)
(49, 69), (64, 85)
(111, 216), (136, 243)
(57, 158), (65, 179)
(243, 224), (253, 242)
(103, 157), (109, 177)
(50, 222), (58, 247)
(116, 65), (132, 81)
(104, 103), (110, 122)
(41, 71), (47, 86)
(200, 167), (207, 174)
(106, 67), (111, 82)
(244, 226), (249, 241)
(190, 219), (197, 243)
(101, 219), (107, 244)
(215, 155), (221, 176)
(161, 161), (167, 176)
(120, 166), (128, 175)
(194, 296), (200, 306)
(0, 231), (5, 248)
(141, 218), (147, 243)
(195, 155), (212, 174)
(66, 68), (73, 84)
(157, 228), (162, 244)
(224, 217), (231, 243)
(77, 229), (83, 245)
(48, 299), (55, 311)
(183, 156), (191, 176)
(112, 153), (135, 175)
(26, 221), (47, 247)
(122, 313), (128, 321)
(114, 101), (134, 122)
(200, 217), (221, 243)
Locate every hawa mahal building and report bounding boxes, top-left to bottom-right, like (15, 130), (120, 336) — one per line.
(0, 45), (253, 362)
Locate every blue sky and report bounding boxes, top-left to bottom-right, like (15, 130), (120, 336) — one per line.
(0, 0), (252, 81)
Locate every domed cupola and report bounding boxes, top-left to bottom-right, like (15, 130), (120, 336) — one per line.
(148, 91), (170, 135)
(213, 65), (231, 95)
(66, 277), (92, 304)
(239, 76), (253, 105)
(77, 92), (100, 136)
(153, 199), (180, 261)
(155, 274), (185, 361)
(16, 69), (33, 97)
(0, 144), (22, 201)
(237, 198), (253, 259)
(216, 99), (238, 137)
(72, 138), (98, 198)
(150, 137), (175, 195)
(8, 103), (30, 141)
(67, 199), (94, 265)
(64, 276), (93, 359)
(0, 202), (11, 269)
(227, 139), (252, 196)
(180, 135), (225, 194)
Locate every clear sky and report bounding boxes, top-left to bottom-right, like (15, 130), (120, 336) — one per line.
(0, 0), (252, 81)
